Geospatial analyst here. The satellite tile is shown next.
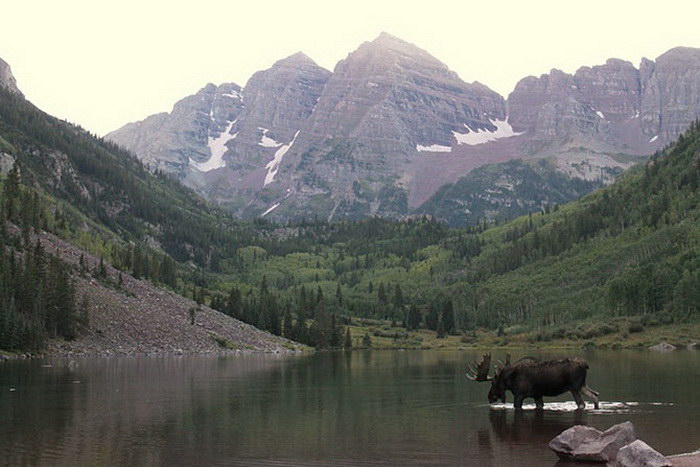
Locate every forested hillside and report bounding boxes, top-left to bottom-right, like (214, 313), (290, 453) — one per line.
(3, 77), (700, 353)
(417, 158), (613, 227)
(196, 122), (700, 344)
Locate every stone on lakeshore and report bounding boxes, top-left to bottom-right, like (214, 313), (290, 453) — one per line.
(668, 450), (700, 467)
(649, 342), (676, 352)
(550, 422), (637, 462)
(573, 421), (637, 462)
(549, 425), (603, 458)
(687, 342), (698, 351)
(616, 440), (672, 467)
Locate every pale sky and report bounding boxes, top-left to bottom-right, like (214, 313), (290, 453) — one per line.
(2, 0), (699, 136)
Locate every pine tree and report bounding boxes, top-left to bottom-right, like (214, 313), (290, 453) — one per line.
(392, 284), (404, 309)
(377, 282), (387, 305)
(426, 305), (439, 331)
(344, 327), (352, 349)
(436, 317), (446, 338)
(407, 304), (421, 330)
(282, 304), (294, 339)
(336, 282), (343, 307)
(441, 299), (455, 334)
(2, 163), (20, 221)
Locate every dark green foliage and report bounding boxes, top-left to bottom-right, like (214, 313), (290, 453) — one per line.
(418, 158), (611, 227)
(0, 242), (77, 351)
(436, 318), (446, 338)
(407, 304), (421, 330)
(344, 327), (352, 349)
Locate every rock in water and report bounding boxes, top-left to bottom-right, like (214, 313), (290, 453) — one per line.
(574, 421), (637, 462)
(550, 421), (637, 462)
(649, 342), (676, 352)
(616, 440), (672, 467)
(549, 425), (602, 458)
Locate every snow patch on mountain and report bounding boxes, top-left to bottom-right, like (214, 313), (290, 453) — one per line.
(190, 119), (238, 172)
(222, 91), (242, 100)
(649, 135), (659, 143)
(596, 111), (605, 119)
(452, 119), (523, 146)
(264, 130), (300, 186)
(416, 144), (452, 153)
(261, 203), (280, 216)
(258, 128), (282, 148)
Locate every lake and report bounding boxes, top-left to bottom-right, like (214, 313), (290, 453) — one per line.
(1, 350), (699, 465)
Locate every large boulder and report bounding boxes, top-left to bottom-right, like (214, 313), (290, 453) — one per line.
(550, 422), (637, 462)
(668, 451), (700, 467)
(649, 342), (676, 352)
(616, 440), (672, 467)
(549, 425), (603, 458)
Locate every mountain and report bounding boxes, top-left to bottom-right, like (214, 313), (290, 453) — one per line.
(108, 53), (331, 214)
(0, 57), (21, 95)
(268, 33), (507, 220)
(0, 63), (295, 354)
(105, 82), (244, 176)
(107, 36), (700, 224)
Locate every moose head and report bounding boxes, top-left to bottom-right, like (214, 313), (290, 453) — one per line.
(466, 353), (511, 403)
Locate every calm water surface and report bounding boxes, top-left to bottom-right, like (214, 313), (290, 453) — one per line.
(1, 350), (699, 466)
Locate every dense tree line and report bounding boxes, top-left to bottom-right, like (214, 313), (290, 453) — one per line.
(0, 165), (78, 351)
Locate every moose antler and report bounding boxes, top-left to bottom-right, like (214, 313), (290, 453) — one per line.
(466, 352), (492, 381)
(495, 354), (511, 374)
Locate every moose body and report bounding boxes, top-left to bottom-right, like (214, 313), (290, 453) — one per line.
(467, 354), (599, 410)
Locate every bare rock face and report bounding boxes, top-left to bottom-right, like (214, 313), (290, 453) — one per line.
(641, 47), (700, 142)
(107, 53), (331, 213)
(273, 32), (506, 220)
(203, 53), (331, 213)
(550, 422), (637, 463)
(509, 48), (700, 153)
(107, 82), (244, 176)
(0, 57), (22, 96)
(106, 40), (700, 223)
(616, 440), (672, 467)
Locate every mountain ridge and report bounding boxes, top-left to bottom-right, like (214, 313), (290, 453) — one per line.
(104, 35), (700, 224)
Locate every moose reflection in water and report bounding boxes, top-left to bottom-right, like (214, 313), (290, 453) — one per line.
(466, 353), (600, 410)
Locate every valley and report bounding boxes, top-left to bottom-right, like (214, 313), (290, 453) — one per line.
(2, 6), (700, 465)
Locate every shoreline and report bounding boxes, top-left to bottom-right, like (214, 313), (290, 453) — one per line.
(1, 346), (306, 361)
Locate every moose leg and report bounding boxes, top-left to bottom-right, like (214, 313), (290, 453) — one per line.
(582, 386), (600, 410)
(513, 394), (525, 410)
(534, 396), (544, 410)
(571, 389), (585, 410)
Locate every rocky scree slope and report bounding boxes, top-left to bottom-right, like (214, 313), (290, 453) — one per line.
(35, 228), (294, 357)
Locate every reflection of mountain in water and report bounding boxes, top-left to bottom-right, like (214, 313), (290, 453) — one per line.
(1, 350), (699, 465)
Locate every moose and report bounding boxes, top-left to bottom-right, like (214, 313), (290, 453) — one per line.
(466, 353), (600, 410)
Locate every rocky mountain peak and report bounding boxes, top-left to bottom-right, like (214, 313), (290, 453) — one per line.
(107, 40), (700, 223)
(353, 32), (450, 73)
(273, 51), (317, 67)
(0, 57), (22, 96)
(655, 46), (700, 64)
